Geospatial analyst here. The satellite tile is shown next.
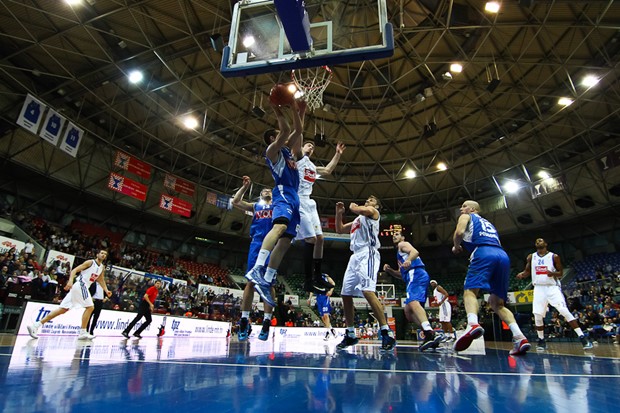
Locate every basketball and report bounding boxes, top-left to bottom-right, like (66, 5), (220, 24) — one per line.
(269, 83), (296, 106)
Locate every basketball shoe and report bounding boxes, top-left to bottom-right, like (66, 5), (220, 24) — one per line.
(453, 324), (485, 352)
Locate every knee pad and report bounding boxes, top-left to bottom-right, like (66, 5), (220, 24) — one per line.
(534, 314), (544, 327)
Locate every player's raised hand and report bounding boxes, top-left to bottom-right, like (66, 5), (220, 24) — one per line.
(336, 202), (345, 213)
(336, 141), (346, 154)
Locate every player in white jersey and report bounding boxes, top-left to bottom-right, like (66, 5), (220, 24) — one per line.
(297, 140), (346, 294)
(334, 196), (396, 352)
(27, 250), (112, 340)
(516, 238), (593, 350)
(430, 280), (455, 341)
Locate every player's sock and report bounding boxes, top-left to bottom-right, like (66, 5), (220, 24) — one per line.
(265, 267), (277, 283)
(509, 322), (524, 338)
(467, 313), (479, 326)
(421, 321), (432, 330)
(255, 249), (270, 267)
(241, 311), (250, 319)
(537, 330), (545, 339)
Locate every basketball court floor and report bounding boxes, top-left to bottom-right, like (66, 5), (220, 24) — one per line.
(1, 333), (619, 413)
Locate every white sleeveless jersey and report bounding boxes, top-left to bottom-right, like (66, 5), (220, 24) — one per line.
(433, 287), (446, 303)
(297, 155), (317, 197)
(531, 251), (560, 286)
(349, 214), (380, 252)
(77, 260), (104, 288)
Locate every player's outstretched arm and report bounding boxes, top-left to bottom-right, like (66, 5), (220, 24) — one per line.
(349, 203), (379, 220)
(316, 141), (346, 175)
(232, 176), (255, 213)
(335, 202), (352, 234)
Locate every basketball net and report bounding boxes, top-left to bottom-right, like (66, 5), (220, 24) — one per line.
(291, 66), (332, 111)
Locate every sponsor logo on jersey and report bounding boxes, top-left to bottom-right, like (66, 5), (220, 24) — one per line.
(535, 265), (548, 275)
(303, 168), (316, 182)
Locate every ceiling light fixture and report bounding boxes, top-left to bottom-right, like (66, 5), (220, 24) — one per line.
(437, 162), (448, 171)
(405, 170), (417, 179)
(581, 75), (600, 88)
(128, 70), (143, 84)
(485, 2), (500, 13)
(558, 97), (573, 106)
(183, 116), (199, 129)
(450, 63), (463, 73)
(503, 180), (520, 193)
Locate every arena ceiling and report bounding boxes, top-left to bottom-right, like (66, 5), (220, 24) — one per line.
(0, 0), (619, 246)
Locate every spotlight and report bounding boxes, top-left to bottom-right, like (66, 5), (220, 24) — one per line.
(252, 106), (265, 118)
(210, 34), (224, 52)
(423, 122), (437, 138)
(486, 78), (501, 93)
(314, 133), (327, 147)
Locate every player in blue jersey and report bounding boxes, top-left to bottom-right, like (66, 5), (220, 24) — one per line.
(383, 230), (443, 352)
(452, 200), (530, 355)
(307, 273), (338, 341)
(232, 175), (275, 341)
(245, 100), (305, 308)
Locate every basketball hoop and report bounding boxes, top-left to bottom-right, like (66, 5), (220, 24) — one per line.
(291, 65), (332, 111)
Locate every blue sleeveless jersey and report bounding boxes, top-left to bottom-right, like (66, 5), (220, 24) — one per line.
(250, 202), (273, 239)
(266, 146), (300, 201)
(397, 250), (425, 282)
(461, 213), (502, 253)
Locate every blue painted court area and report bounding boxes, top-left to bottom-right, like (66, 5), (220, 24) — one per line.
(1, 335), (620, 412)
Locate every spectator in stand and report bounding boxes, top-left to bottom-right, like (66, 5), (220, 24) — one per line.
(30, 271), (48, 301)
(0, 265), (9, 288)
(23, 238), (35, 255)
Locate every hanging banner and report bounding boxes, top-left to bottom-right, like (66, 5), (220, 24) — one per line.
(58, 122), (84, 157)
(159, 194), (192, 217)
(114, 151), (152, 179)
(206, 192), (218, 206)
(531, 176), (566, 199)
(597, 148), (620, 172)
(39, 109), (66, 145)
(45, 249), (76, 269)
(320, 216), (335, 230)
(421, 209), (451, 225)
(0, 236), (25, 255)
(164, 173), (195, 196)
(107, 172), (148, 201)
(16, 94), (46, 134)
(216, 194), (232, 210)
